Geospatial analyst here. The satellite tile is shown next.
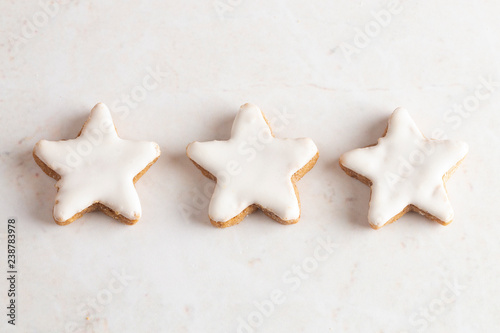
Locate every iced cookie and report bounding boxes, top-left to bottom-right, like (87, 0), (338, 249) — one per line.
(186, 103), (319, 228)
(33, 103), (161, 225)
(339, 107), (468, 229)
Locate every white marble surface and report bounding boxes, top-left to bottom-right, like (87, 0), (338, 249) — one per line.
(1, 1), (499, 332)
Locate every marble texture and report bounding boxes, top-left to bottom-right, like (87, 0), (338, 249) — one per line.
(0, 1), (499, 332)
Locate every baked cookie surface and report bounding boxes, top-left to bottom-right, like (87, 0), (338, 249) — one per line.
(186, 103), (319, 228)
(339, 107), (468, 229)
(33, 103), (161, 225)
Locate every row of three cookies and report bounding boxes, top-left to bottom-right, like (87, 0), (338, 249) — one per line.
(33, 103), (468, 229)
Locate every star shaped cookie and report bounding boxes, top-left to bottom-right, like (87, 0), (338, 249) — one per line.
(33, 103), (161, 225)
(339, 107), (468, 229)
(186, 103), (319, 228)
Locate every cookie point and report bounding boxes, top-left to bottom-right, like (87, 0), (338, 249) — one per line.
(91, 102), (110, 114)
(369, 223), (382, 230)
(338, 154), (346, 165)
(186, 141), (197, 155)
(370, 216), (386, 229)
(240, 103), (259, 112)
(443, 209), (454, 224)
(441, 218), (453, 226)
(459, 141), (469, 155)
(33, 139), (46, 152)
(52, 211), (66, 224)
(392, 107), (409, 116)
(153, 142), (161, 156)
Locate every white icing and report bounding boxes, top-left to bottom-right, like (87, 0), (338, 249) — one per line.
(187, 103), (318, 223)
(34, 103), (161, 223)
(340, 107), (468, 228)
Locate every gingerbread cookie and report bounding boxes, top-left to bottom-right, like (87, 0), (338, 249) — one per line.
(186, 103), (319, 228)
(339, 107), (468, 229)
(33, 103), (161, 225)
